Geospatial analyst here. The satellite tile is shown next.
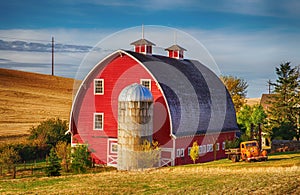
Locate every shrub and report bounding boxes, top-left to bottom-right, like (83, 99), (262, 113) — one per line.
(29, 118), (70, 147)
(70, 145), (92, 174)
(0, 147), (21, 172)
(45, 147), (62, 177)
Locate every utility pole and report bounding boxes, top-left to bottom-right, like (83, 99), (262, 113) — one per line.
(267, 79), (272, 94)
(52, 36), (54, 76)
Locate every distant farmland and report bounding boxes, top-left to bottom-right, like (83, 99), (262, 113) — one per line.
(0, 68), (260, 137)
(0, 68), (74, 137)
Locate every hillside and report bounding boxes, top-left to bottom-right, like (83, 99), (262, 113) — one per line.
(0, 68), (74, 136)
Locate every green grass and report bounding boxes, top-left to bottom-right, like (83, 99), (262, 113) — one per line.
(0, 152), (299, 194)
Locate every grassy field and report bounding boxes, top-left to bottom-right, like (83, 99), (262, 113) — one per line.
(0, 152), (299, 194)
(0, 68), (74, 137)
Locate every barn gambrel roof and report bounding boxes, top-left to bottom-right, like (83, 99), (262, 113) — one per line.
(70, 50), (239, 137)
(125, 50), (238, 137)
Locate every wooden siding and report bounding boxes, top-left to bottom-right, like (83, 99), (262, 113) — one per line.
(72, 54), (171, 164)
(174, 131), (236, 165)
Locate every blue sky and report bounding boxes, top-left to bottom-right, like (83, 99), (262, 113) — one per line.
(1, 0), (300, 97)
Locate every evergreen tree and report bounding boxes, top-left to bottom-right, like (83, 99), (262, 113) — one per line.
(70, 145), (92, 174)
(45, 147), (62, 177)
(268, 62), (300, 140)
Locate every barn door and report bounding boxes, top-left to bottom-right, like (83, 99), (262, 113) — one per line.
(107, 138), (118, 167)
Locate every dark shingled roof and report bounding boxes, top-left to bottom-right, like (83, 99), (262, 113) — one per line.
(130, 38), (156, 46)
(125, 50), (239, 136)
(165, 44), (187, 51)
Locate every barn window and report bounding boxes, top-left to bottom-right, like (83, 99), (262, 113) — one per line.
(222, 142), (226, 150)
(140, 79), (151, 91)
(94, 79), (104, 95)
(94, 113), (104, 130)
(207, 144), (213, 152)
(199, 145), (206, 154)
(176, 148), (184, 157)
(216, 143), (220, 151)
(176, 149), (181, 157)
(180, 149), (185, 157)
(110, 143), (118, 153)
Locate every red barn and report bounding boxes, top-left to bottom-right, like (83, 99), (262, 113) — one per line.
(69, 36), (239, 167)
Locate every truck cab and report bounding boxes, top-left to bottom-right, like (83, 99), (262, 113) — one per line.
(240, 141), (267, 162)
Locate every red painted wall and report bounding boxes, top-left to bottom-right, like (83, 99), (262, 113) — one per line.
(174, 131), (236, 165)
(73, 54), (171, 164)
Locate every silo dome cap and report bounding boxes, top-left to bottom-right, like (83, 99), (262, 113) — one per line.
(119, 83), (153, 102)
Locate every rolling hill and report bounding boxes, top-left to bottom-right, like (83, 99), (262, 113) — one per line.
(0, 68), (74, 136)
(0, 68), (262, 137)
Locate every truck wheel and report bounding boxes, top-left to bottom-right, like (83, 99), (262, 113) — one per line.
(231, 155), (237, 162)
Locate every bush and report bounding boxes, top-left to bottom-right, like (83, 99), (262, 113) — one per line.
(0, 147), (21, 172)
(70, 145), (92, 174)
(29, 118), (70, 147)
(45, 147), (62, 177)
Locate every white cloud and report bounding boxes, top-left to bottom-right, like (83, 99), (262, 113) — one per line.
(1, 26), (300, 98)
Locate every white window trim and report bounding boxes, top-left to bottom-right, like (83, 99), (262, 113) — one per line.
(110, 142), (118, 154)
(222, 142), (226, 150)
(180, 148), (185, 157)
(94, 79), (104, 95)
(216, 143), (220, 151)
(176, 149), (181, 157)
(94, 113), (104, 130)
(200, 145), (207, 154)
(140, 79), (151, 91)
(188, 147), (191, 156)
(207, 144), (213, 152)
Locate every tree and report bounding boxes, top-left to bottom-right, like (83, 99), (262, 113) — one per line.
(189, 141), (199, 164)
(221, 75), (248, 112)
(55, 141), (71, 172)
(268, 62), (300, 140)
(237, 104), (267, 138)
(45, 147), (62, 177)
(0, 147), (21, 173)
(29, 118), (70, 147)
(70, 145), (92, 174)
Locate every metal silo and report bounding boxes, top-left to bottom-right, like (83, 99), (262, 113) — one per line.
(118, 83), (154, 170)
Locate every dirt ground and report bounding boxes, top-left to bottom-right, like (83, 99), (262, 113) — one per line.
(0, 68), (74, 136)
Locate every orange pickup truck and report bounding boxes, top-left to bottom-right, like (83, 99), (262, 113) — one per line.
(225, 141), (268, 162)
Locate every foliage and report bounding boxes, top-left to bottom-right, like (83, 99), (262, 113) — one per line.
(70, 144), (92, 174)
(225, 134), (250, 149)
(137, 140), (160, 169)
(29, 118), (70, 147)
(0, 147), (21, 171)
(189, 141), (199, 164)
(45, 147), (62, 177)
(237, 104), (267, 137)
(268, 62), (300, 140)
(55, 141), (71, 172)
(220, 75), (248, 112)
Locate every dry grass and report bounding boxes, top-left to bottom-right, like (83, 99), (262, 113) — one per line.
(0, 153), (299, 194)
(0, 68), (74, 136)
